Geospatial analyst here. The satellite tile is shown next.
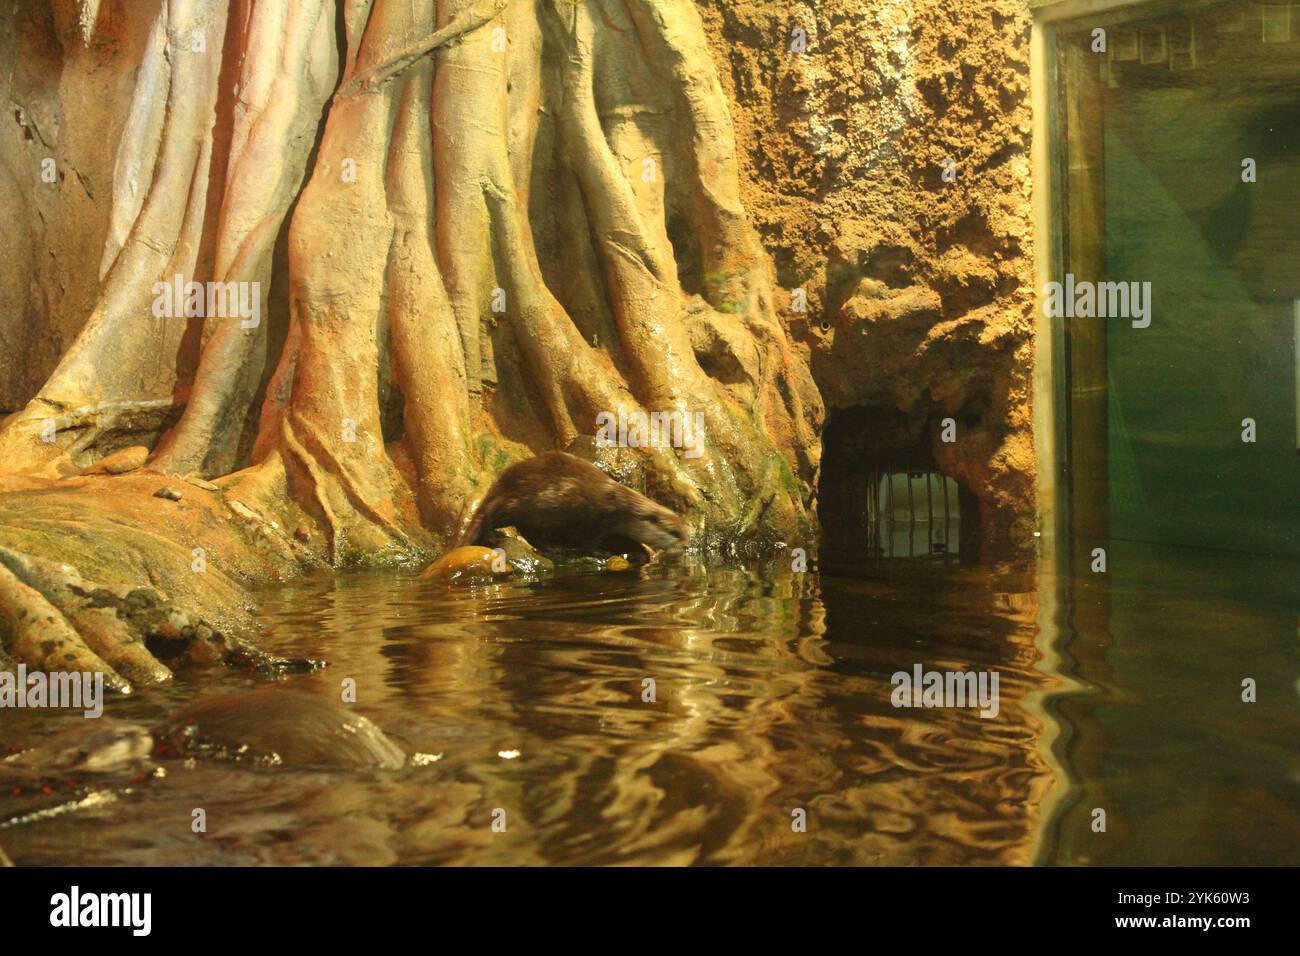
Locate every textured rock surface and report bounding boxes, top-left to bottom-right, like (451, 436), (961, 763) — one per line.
(697, 0), (1037, 549)
(0, 1), (159, 411)
(79, 443), (147, 475)
(2, 0), (1039, 548)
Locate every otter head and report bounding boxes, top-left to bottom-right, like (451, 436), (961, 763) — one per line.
(610, 496), (688, 552)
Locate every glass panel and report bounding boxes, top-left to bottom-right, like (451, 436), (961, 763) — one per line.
(1054, 0), (1300, 559)
(1043, 0), (1300, 865)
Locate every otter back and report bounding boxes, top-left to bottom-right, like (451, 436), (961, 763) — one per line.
(462, 452), (685, 555)
(152, 689), (406, 769)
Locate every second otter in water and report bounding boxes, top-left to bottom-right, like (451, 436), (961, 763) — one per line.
(461, 452), (687, 556)
(152, 689), (406, 769)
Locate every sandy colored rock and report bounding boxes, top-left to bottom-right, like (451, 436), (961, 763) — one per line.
(79, 445), (148, 475)
(697, 0), (1038, 547)
(419, 546), (511, 585)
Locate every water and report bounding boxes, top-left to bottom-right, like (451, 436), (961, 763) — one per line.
(1, 548), (1296, 865)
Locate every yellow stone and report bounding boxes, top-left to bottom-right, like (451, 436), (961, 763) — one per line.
(419, 546), (510, 584)
(606, 556), (630, 571)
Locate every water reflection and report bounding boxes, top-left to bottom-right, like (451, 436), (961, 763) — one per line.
(0, 557), (1054, 865)
(1, 545), (1294, 865)
(1037, 542), (1300, 865)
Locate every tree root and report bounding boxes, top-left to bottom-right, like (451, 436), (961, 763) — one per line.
(0, 0), (230, 478)
(0, 398), (180, 478)
(0, 542), (318, 692)
(0, 559), (130, 692)
(339, 0), (510, 99)
(148, 0), (338, 478)
(0, 0), (824, 688)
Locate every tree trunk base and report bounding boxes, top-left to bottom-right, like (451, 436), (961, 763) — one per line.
(0, 467), (330, 688)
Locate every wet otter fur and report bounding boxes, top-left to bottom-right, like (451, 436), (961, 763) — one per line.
(0, 691), (405, 815)
(152, 690), (405, 769)
(461, 452), (687, 556)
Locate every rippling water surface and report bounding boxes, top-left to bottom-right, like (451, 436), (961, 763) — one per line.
(1, 546), (1296, 865)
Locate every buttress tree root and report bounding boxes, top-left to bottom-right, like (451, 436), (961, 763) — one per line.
(0, 0), (823, 688)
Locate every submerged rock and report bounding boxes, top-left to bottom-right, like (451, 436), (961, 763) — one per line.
(152, 689), (406, 770)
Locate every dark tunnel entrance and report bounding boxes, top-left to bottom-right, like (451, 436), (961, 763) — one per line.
(818, 406), (979, 572)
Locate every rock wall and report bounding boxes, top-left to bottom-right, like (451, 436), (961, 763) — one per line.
(0, 0), (157, 411)
(697, 0), (1038, 552)
(2, 0), (1040, 551)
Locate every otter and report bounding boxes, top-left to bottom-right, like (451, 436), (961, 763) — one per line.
(152, 690), (405, 769)
(460, 452), (687, 556)
(4, 691), (405, 778)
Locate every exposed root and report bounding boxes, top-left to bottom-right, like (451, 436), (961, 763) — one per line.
(0, 398), (180, 478)
(541, 1), (812, 536)
(0, 542), (318, 690)
(0, 0), (231, 477)
(280, 415), (424, 562)
(383, 48), (480, 531)
(0, 560), (129, 692)
(148, 0), (338, 478)
(340, 0), (510, 99)
(0, 547), (172, 686)
(0, 0), (823, 684)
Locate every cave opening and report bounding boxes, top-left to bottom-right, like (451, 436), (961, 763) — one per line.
(818, 405), (978, 572)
